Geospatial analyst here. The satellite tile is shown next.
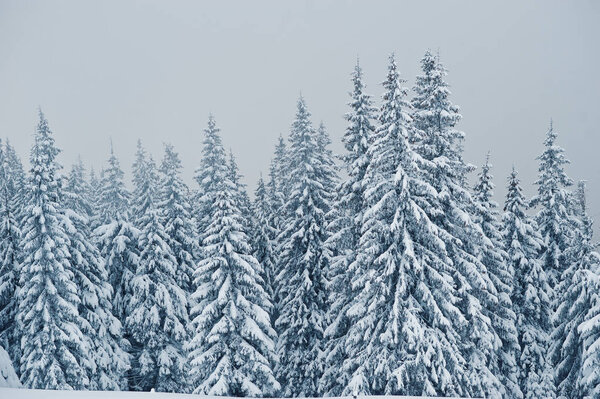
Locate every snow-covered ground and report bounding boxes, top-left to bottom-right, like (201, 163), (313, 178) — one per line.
(0, 390), (473, 399)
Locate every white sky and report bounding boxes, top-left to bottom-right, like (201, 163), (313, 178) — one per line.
(0, 0), (599, 232)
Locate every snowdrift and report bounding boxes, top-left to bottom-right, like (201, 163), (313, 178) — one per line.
(0, 347), (20, 388)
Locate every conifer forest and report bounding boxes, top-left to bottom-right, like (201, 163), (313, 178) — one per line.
(0, 49), (599, 399)
(1, 1), (600, 398)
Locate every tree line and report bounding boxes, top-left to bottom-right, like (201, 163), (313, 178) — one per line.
(0, 51), (599, 399)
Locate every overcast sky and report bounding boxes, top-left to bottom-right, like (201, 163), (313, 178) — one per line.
(0, 0), (599, 230)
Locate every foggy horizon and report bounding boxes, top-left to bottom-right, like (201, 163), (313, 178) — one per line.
(1, 0), (599, 227)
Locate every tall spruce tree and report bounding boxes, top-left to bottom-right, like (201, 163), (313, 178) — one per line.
(267, 135), (288, 313)
(252, 175), (277, 300)
(531, 121), (576, 291)
(94, 144), (139, 331)
(126, 146), (188, 393)
(274, 96), (331, 397)
(227, 150), (254, 233)
(320, 60), (376, 396)
(63, 160), (130, 390)
(188, 121), (278, 396)
(473, 154), (522, 399)
(268, 135), (288, 229)
(551, 181), (600, 398)
(88, 167), (102, 232)
(340, 54), (467, 397)
(17, 110), (90, 389)
(0, 140), (23, 376)
(158, 143), (197, 296)
(194, 115), (228, 242)
(411, 50), (502, 398)
(503, 168), (555, 399)
(579, 237), (600, 398)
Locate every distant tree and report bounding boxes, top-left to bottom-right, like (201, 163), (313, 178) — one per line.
(94, 144), (139, 333)
(252, 175), (277, 300)
(158, 143), (197, 296)
(503, 168), (555, 399)
(126, 143), (188, 392)
(531, 122), (577, 290)
(63, 160), (130, 390)
(473, 154), (522, 399)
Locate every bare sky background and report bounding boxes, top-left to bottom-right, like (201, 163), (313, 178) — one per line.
(0, 0), (599, 231)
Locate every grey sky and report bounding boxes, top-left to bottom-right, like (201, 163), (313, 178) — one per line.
(1, 0), (599, 231)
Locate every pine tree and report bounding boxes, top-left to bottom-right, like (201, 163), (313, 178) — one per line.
(16, 110), (90, 389)
(268, 135), (288, 227)
(131, 140), (154, 230)
(411, 50), (502, 397)
(194, 115), (228, 242)
(0, 140), (23, 376)
(473, 154), (522, 399)
(63, 159), (130, 390)
(252, 175), (277, 300)
(158, 143), (197, 296)
(126, 149), (188, 393)
(320, 60), (376, 396)
(227, 149), (254, 233)
(531, 121), (576, 291)
(94, 144), (139, 329)
(267, 135), (288, 312)
(188, 124), (278, 397)
(550, 181), (600, 398)
(503, 168), (555, 399)
(340, 54), (467, 397)
(88, 167), (102, 232)
(274, 96), (330, 397)
(579, 241), (600, 398)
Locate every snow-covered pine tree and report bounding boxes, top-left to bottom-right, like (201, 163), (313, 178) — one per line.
(579, 219), (600, 398)
(188, 124), (278, 397)
(267, 135), (288, 313)
(268, 135), (288, 228)
(340, 54), (466, 397)
(315, 122), (338, 206)
(158, 143), (197, 297)
(550, 181), (600, 398)
(252, 175), (277, 300)
(274, 96), (331, 397)
(4, 141), (27, 226)
(194, 115), (228, 243)
(320, 60), (376, 397)
(88, 167), (103, 232)
(131, 140), (154, 230)
(411, 50), (502, 398)
(473, 154), (522, 399)
(0, 140), (23, 377)
(503, 168), (555, 399)
(63, 159), (130, 390)
(17, 110), (90, 389)
(531, 121), (576, 293)
(227, 149), (254, 233)
(126, 150), (188, 393)
(94, 144), (139, 330)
